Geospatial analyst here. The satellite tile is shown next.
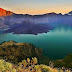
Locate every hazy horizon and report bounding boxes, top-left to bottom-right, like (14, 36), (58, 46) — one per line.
(0, 0), (72, 15)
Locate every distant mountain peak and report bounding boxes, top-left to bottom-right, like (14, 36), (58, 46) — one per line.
(0, 8), (13, 16)
(68, 11), (72, 15)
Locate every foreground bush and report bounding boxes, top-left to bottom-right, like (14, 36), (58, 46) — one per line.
(0, 59), (16, 72)
(0, 57), (71, 72)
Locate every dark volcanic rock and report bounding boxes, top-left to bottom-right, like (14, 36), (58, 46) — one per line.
(4, 21), (53, 35)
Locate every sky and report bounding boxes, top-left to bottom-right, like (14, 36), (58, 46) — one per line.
(0, 0), (72, 15)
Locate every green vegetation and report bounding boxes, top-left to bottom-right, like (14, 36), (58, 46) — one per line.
(53, 54), (72, 68)
(0, 40), (50, 65)
(0, 40), (43, 64)
(0, 58), (71, 72)
(0, 40), (72, 71)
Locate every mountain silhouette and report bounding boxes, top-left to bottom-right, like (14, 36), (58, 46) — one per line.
(0, 8), (72, 17)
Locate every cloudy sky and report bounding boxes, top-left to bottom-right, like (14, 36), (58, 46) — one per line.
(0, 0), (72, 15)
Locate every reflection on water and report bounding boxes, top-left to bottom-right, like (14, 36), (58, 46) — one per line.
(0, 24), (72, 59)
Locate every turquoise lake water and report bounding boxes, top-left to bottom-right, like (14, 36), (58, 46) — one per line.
(0, 25), (72, 59)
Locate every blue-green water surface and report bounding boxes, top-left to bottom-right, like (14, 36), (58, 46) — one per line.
(0, 25), (72, 59)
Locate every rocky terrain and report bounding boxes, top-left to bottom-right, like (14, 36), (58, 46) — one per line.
(4, 21), (53, 35)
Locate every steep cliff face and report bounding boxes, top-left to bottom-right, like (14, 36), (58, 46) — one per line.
(0, 8), (13, 16)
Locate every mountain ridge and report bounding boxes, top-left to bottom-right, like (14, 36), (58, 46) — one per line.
(0, 8), (72, 17)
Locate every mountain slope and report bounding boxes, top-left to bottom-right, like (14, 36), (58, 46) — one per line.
(0, 8), (13, 16)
